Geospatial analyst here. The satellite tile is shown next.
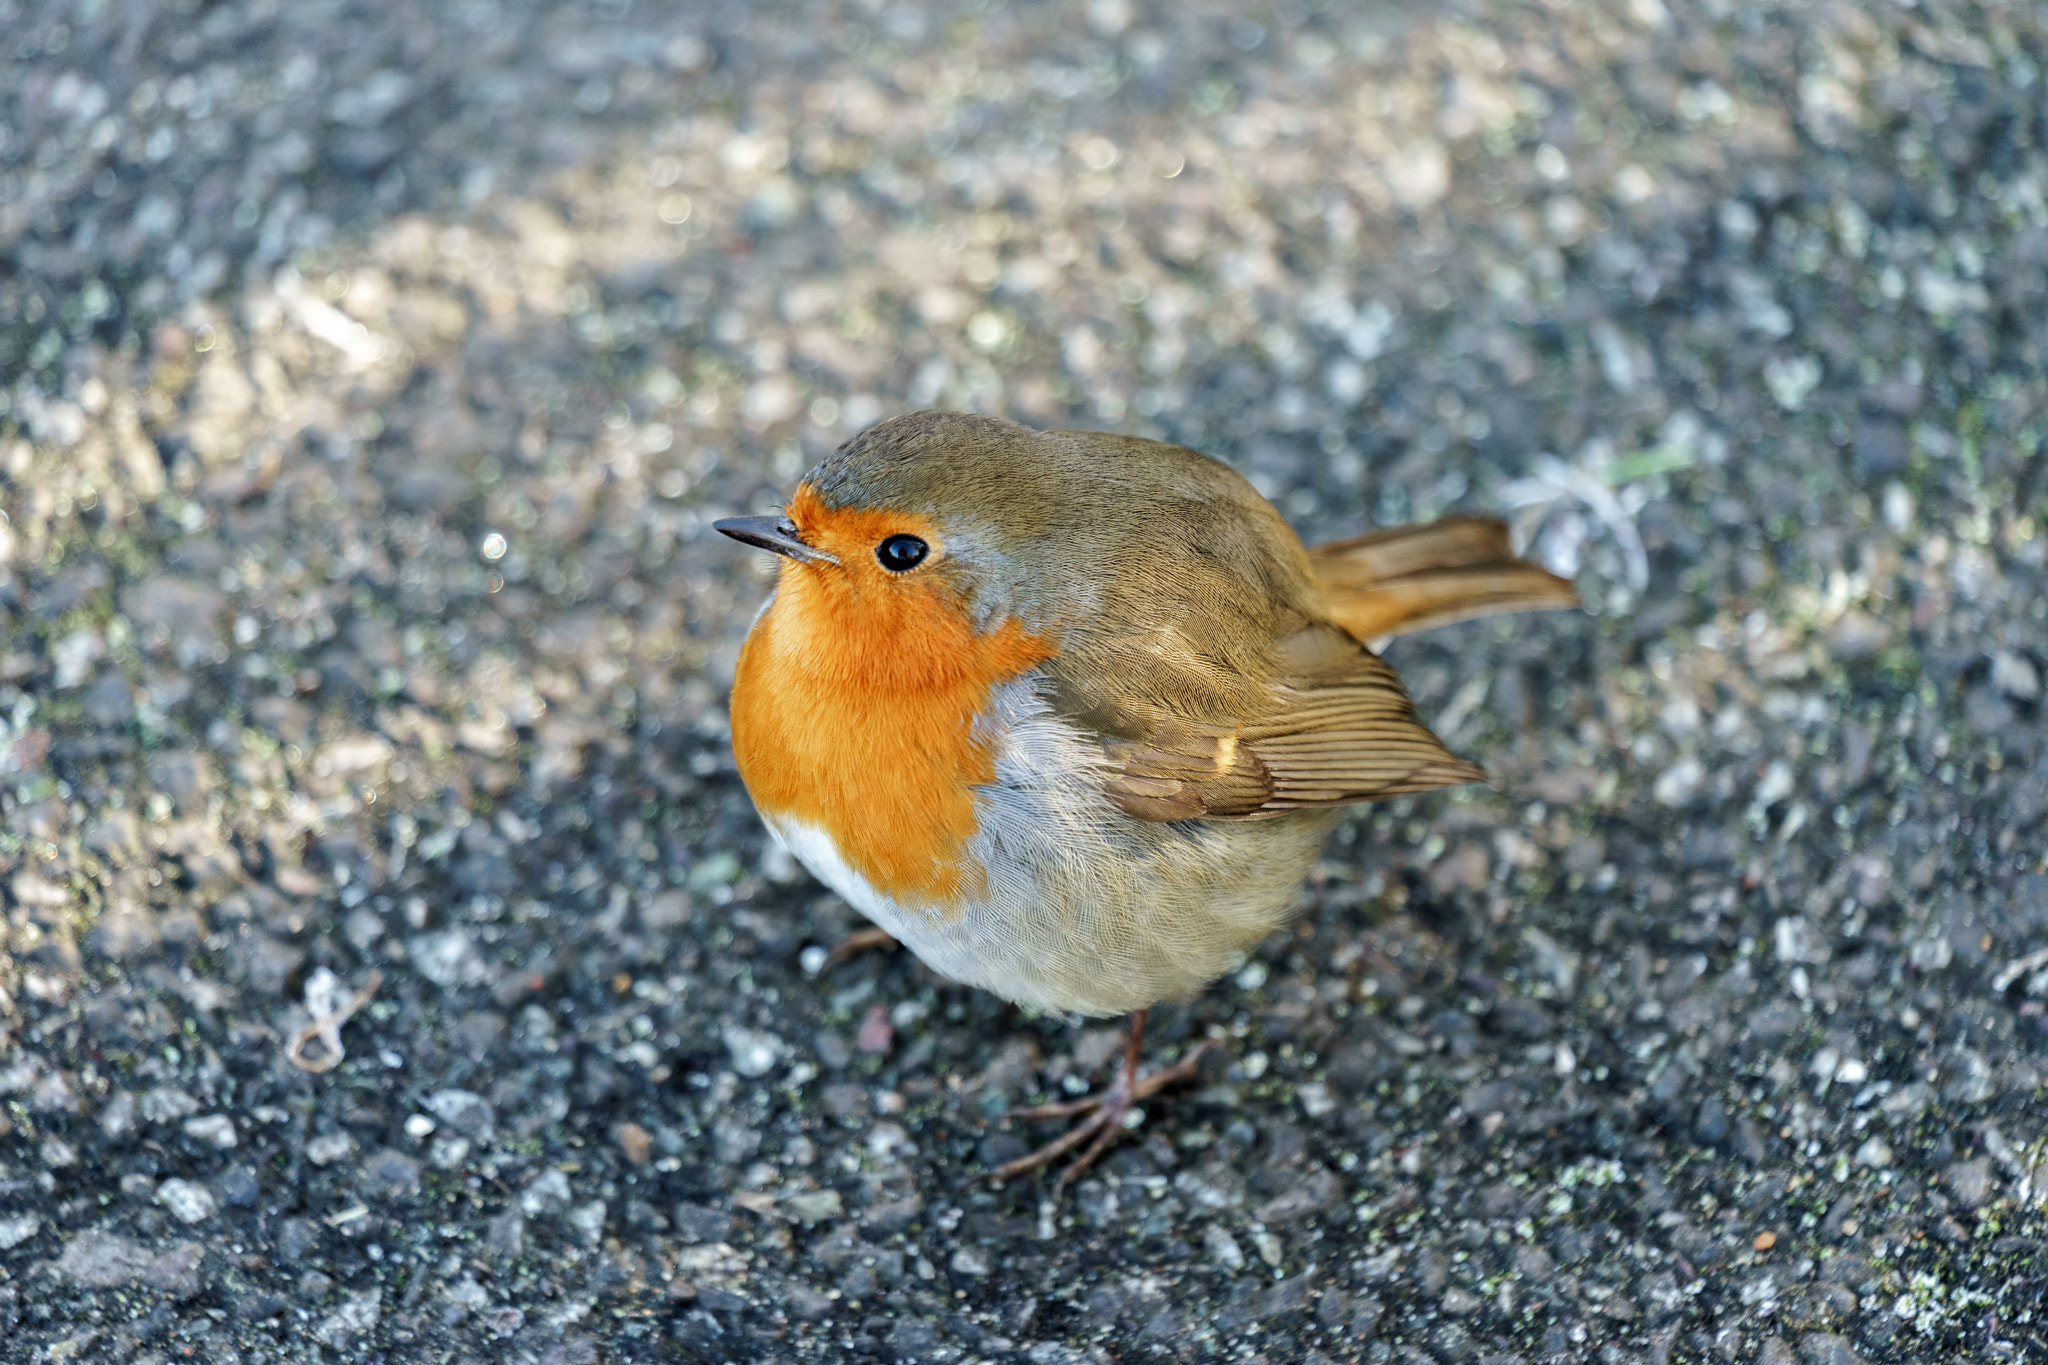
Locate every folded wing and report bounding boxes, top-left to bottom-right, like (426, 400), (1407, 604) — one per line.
(1101, 623), (1484, 820)
(1086, 515), (1576, 823)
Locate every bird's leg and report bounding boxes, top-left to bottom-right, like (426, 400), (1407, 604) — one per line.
(986, 1009), (1211, 1189)
(826, 925), (899, 962)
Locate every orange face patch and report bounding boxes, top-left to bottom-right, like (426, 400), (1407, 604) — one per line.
(730, 485), (1054, 908)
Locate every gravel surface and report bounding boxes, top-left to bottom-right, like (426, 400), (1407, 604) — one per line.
(3, 0), (2047, 1361)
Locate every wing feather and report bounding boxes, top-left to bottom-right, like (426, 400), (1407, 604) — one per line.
(1023, 500), (1569, 825)
(1308, 515), (1580, 642)
(1097, 621), (1485, 820)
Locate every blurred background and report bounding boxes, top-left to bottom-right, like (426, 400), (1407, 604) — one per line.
(1, 1), (2045, 1361)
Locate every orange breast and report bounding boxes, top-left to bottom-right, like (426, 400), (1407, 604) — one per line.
(730, 500), (1054, 909)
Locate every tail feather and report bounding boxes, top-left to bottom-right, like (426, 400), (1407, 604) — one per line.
(1308, 515), (1580, 643)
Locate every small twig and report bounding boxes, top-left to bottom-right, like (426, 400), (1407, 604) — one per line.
(286, 968), (384, 1073)
(1992, 946), (2048, 994)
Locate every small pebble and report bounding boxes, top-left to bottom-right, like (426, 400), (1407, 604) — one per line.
(856, 1004), (893, 1055)
(423, 1089), (496, 1139)
(520, 1169), (572, 1216)
(156, 1178), (219, 1225)
(0, 1212), (42, 1250)
(183, 1114), (238, 1148)
(613, 1121), (652, 1165)
(306, 1133), (357, 1166)
(1204, 1225), (1246, 1271)
(724, 1025), (785, 1078)
(219, 1166), (261, 1206)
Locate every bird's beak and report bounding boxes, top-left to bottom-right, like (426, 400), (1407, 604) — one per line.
(713, 516), (838, 565)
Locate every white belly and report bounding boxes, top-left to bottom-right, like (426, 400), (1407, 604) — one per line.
(758, 679), (1333, 1017)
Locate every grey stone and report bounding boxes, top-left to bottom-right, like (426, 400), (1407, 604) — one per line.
(1852, 417), (1908, 478)
(155, 1178), (219, 1224)
(779, 1281), (836, 1320)
(313, 1289), (382, 1347)
(276, 1218), (321, 1261)
(55, 1231), (156, 1288)
(99, 1090), (139, 1140)
(820, 1083), (869, 1118)
(567, 1200), (607, 1245)
(122, 580), (225, 654)
(82, 670), (135, 725)
(722, 1025), (784, 1078)
(306, 1132), (357, 1166)
(673, 1203), (733, 1244)
(218, 1166), (261, 1207)
(182, 1113), (237, 1147)
(142, 1242), (210, 1298)
(1780, 1283), (1854, 1330)
(140, 1087), (201, 1123)
(1992, 650), (2042, 702)
(862, 1194), (923, 1234)
(145, 750), (216, 805)
(357, 1149), (423, 1200)
(486, 1207), (525, 1260)
(712, 1116), (761, 1165)
(1695, 1094), (1729, 1144)
(409, 929), (485, 988)
(520, 1168), (572, 1216)
(1799, 1333), (1863, 1365)
(814, 1030), (853, 1070)
(1746, 1000), (1803, 1040)
(234, 935), (304, 995)
(1943, 1159), (1993, 1209)
(1487, 996), (1555, 1040)
(90, 906), (160, 958)
(423, 1088), (496, 1140)
(484, 1306), (528, 1337)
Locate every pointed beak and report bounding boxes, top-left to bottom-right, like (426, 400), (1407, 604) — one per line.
(713, 516), (838, 565)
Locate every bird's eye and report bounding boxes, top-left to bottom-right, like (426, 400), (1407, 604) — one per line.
(876, 534), (930, 572)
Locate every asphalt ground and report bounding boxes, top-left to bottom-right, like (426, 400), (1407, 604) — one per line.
(2, 1), (2046, 1362)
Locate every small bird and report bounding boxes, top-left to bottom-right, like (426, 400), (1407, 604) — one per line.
(717, 411), (1578, 1184)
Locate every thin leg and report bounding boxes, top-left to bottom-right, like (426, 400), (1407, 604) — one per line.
(827, 925), (899, 962)
(986, 1009), (1211, 1190)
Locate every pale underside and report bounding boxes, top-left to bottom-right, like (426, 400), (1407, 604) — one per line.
(762, 675), (1338, 1018)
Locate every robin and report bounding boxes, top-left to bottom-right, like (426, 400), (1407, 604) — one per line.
(716, 411), (1578, 1185)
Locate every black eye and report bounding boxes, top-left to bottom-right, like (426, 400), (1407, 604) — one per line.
(876, 534), (929, 571)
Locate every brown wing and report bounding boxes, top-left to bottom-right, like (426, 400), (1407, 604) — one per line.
(1308, 515), (1580, 643)
(1099, 622), (1484, 822)
(1078, 516), (1578, 823)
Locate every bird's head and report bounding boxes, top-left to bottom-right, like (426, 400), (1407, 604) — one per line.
(715, 412), (1064, 689)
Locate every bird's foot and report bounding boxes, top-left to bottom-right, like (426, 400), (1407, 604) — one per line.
(987, 1028), (1210, 1190)
(826, 926), (899, 963)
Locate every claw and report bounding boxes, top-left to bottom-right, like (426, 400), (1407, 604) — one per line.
(826, 926), (900, 963)
(985, 1011), (1210, 1190)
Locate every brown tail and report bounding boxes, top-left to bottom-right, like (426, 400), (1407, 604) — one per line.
(1308, 515), (1580, 643)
